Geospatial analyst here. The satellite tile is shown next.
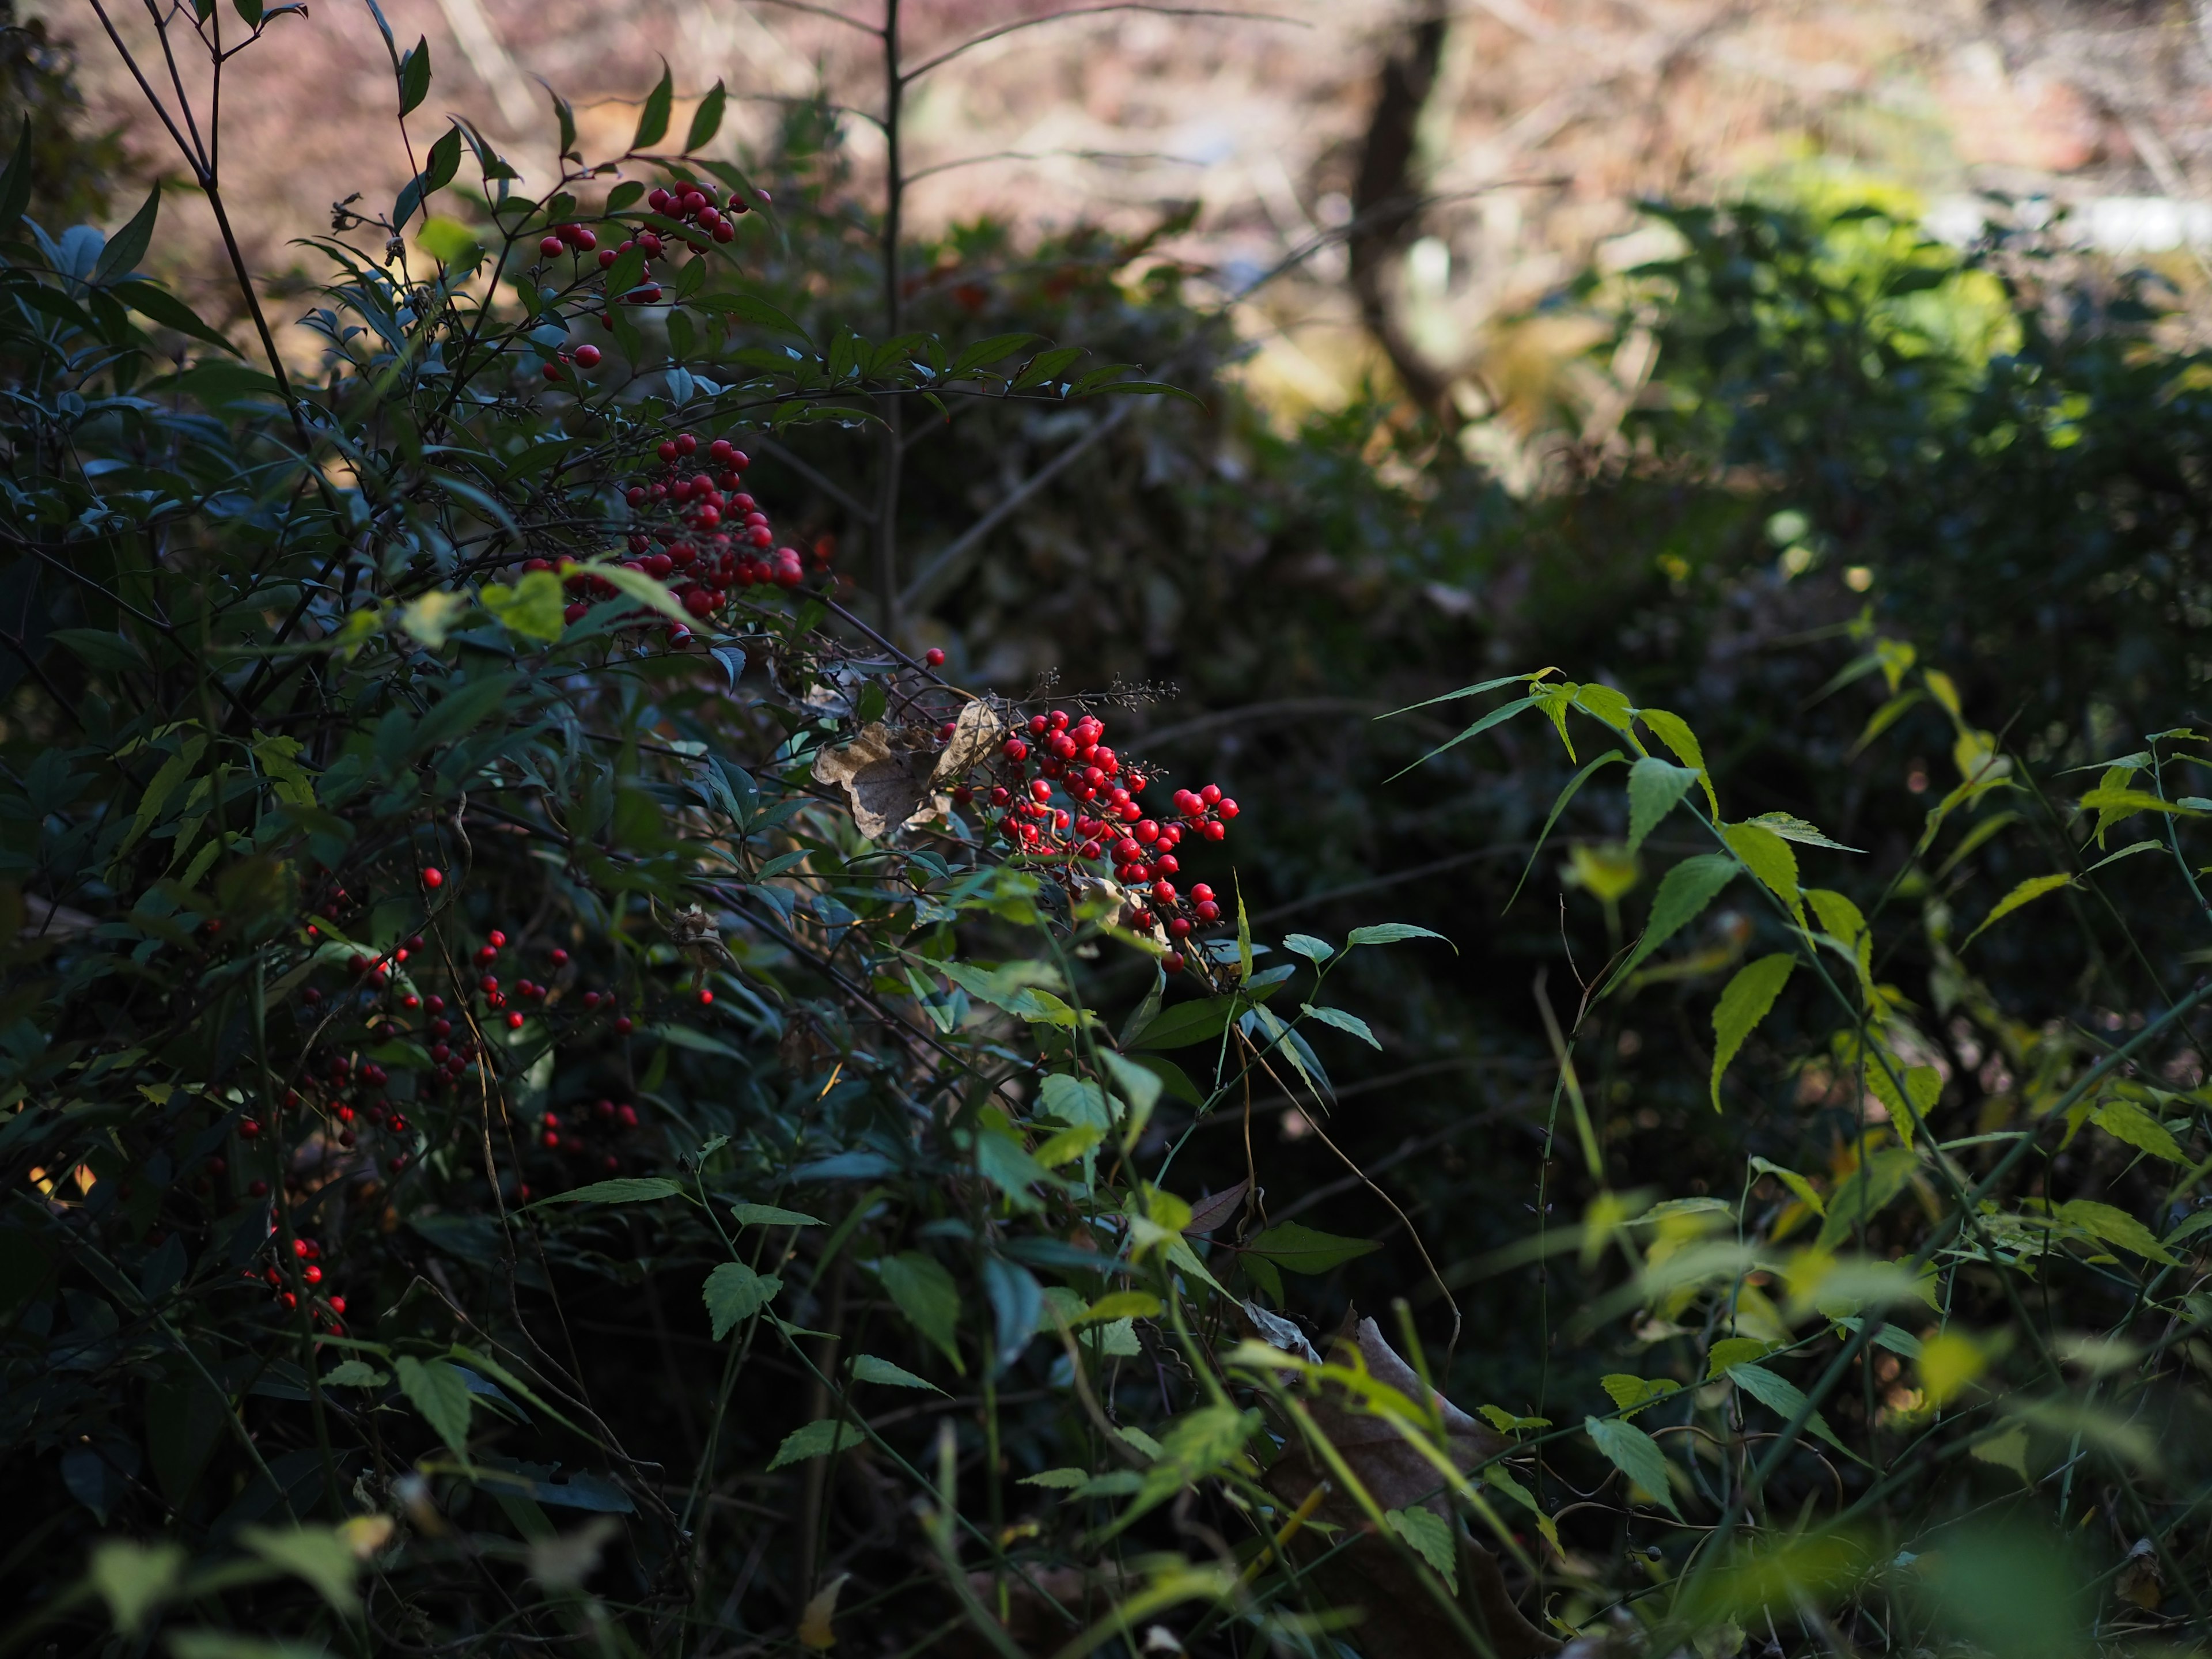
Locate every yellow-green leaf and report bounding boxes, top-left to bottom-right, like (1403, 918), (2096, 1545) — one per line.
(1721, 821), (1802, 922)
(1960, 873), (2075, 950)
(1711, 953), (1795, 1110)
(480, 569), (567, 642)
(2091, 1099), (2188, 1165)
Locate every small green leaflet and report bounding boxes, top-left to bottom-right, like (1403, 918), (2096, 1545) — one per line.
(1721, 821), (1802, 921)
(1301, 1003), (1380, 1048)
(241, 1524), (362, 1615)
(1019, 1468), (1089, 1489)
(1961, 873), (2075, 950)
(1477, 1405), (1552, 1434)
(1806, 887), (1873, 1002)
(321, 1359), (387, 1388)
(89, 1539), (183, 1635)
(685, 78), (726, 151)
(850, 1355), (944, 1393)
(1605, 853), (1736, 991)
(1727, 1362), (1858, 1462)
(731, 1202), (824, 1226)
(524, 1177), (685, 1209)
(1815, 1147), (1920, 1251)
(1075, 1291), (1162, 1324)
(1745, 810), (1861, 852)
(1637, 707), (1718, 817)
(1282, 933), (1335, 962)
(768, 1420), (865, 1470)
(1585, 1415), (1678, 1517)
(875, 1252), (964, 1372)
(1749, 1155), (1826, 1218)
(2090, 1099), (2187, 1165)
(1240, 1222), (1379, 1275)
(1703, 1337), (1776, 1378)
(632, 60), (673, 150)
(393, 1355), (472, 1453)
(703, 1262), (782, 1340)
(1509, 749), (1625, 907)
(1384, 1506), (1457, 1590)
(2056, 1199), (2177, 1265)
(1599, 1374), (1680, 1415)
(1345, 922), (1453, 950)
(1710, 953), (1795, 1110)
(1627, 756), (1699, 854)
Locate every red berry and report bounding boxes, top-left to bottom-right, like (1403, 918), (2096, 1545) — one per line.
(615, 1016), (634, 1035)
(249, 1179), (269, 1196)
(616, 1103), (638, 1128)
(574, 343), (602, 369)
(698, 988), (714, 1005)
(1164, 952), (1186, 974)
(924, 647), (946, 668)
(239, 1119), (261, 1138)
(1003, 738), (1029, 762)
(539, 235), (565, 257)
(422, 866), (444, 888)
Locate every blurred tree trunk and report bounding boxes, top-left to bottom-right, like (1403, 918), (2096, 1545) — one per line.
(1351, 9), (1455, 422)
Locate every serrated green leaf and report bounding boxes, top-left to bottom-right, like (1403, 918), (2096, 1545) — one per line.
(1626, 756), (1698, 854)
(523, 1176), (684, 1209)
(768, 1419), (865, 1470)
(731, 1202), (823, 1227)
(1711, 953), (1794, 1110)
(1637, 707), (1718, 819)
(703, 1262), (782, 1339)
(1722, 821), (1802, 922)
(1607, 852), (1736, 991)
(2056, 1199), (2177, 1265)
(1385, 1505), (1457, 1589)
(876, 1252), (963, 1373)
(1301, 1003), (1380, 1048)
(2091, 1099), (2188, 1164)
(1345, 922), (1453, 950)
(1961, 873), (2075, 950)
(1585, 1415), (1678, 1517)
(1726, 1362), (1855, 1460)
(850, 1354), (944, 1393)
(1600, 1373), (1681, 1415)
(393, 1355), (472, 1452)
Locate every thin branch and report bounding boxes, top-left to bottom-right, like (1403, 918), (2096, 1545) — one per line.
(747, 0), (885, 35)
(899, 4), (1304, 85)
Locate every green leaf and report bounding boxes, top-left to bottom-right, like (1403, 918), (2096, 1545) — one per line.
(397, 35), (431, 116)
(393, 1355), (473, 1452)
(1599, 1374), (1681, 1415)
(1746, 810), (1860, 852)
(592, 562), (692, 627)
(1806, 887), (1874, 1002)
(767, 1419), (865, 1470)
(731, 1202), (823, 1227)
(685, 79), (726, 151)
(632, 61), (674, 150)
(1345, 922), (1453, 950)
(93, 186), (161, 286)
(321, 1359), (387, 1387)
(1726, 1363), (1855, 1460)
(1703, 1336), (1777, 1378)
(876, 1252), (963, 1373)
(1607, 853), (1736, 990)
(479, 568), (566, 642)
(1637, 707), (1718, 819)
(113, 281), (240, 354)
(1301, 1003), (1380, 1049)
(1385, 1505), (1457, 1590)
(1019, 1468), (1089, 1489)
(1075, 1290), (1162, 1325)
(1508, 749), (1625, 907)
(1397, 692), (1538, 774)
(949, 332), (1041, 376)
(395, 126), (463, 225)
(90, 1539), (184, 1634)
(1626, 756), (1699, 854)
(1815, 1147), (1919, 1250)
(1749, 1156), (1825, 1218)
(850, 1354), (944, 1393)
(168, 1633), (328, 1659)
(1710, 953), (1795, 1110)
(241, 1525), (361, 1615)
(1241, 1221), (1380, 1275)
(1282, 933), (1335, 963)
(523, 1176), (685, 1209)
(2091, 1099), (2188, 1165)
(1960, 873), (2075, 950)
(703, 1262), (782, 1339)
(1721, 822), (1802, 922)
(2056, 1199), (2178, 1265)
(1128, 995), (1241, 1050)
(1585, 1415), (1678, 1517)
(0, 118), (33, 228)
(416, 215), (483, 268)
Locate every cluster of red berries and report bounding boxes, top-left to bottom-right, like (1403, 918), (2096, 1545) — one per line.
(948, 708), (1238, 972)
(245, 1234), (349, 1334)
(531, 1097), (641, 1181)
(516, 431), (823, 637)
(529, 185), (766, 320)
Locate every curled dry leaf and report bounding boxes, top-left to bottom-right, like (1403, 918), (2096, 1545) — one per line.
(1263, 1309), (1559, 1659)
(932, 698), (1006, 785)
(811, 723), (944, 840)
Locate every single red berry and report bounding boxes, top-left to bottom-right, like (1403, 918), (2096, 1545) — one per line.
(539, 235), (565, 257)
(616, 1104), (638, 1128)
(615, 1016), (634, 1035)
(421, 867), (444, 889)
(574, 343), (602, 369)
(249, 1179), (269, 1196)
(698, 988), (714, 1005)
(924, 647), (946, 668)
(1164, 952), (1186, 974)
